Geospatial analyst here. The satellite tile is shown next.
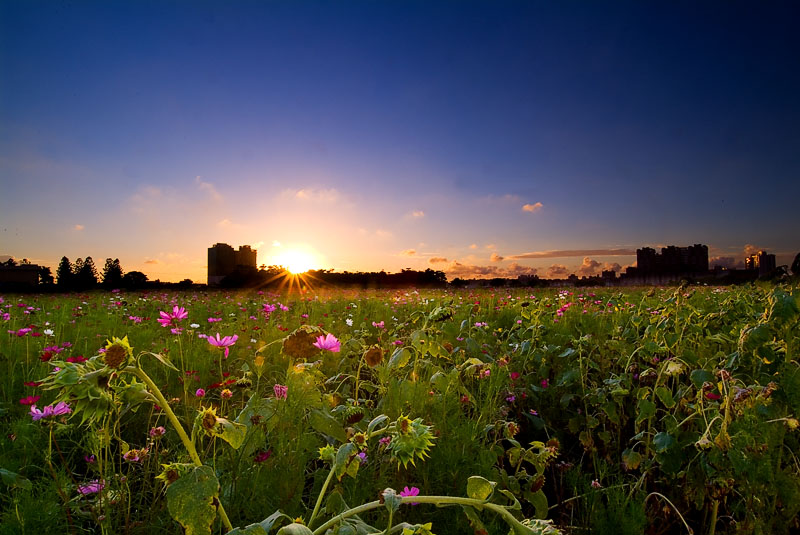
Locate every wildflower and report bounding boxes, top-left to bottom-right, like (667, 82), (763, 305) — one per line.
(541, 378), (549, 388)
(30, 401), (72, 422)
(364, 346), (383, 367)
(705, 392), (721, 401)
(357, 451), (368, 464)
(506, 394), (516, 402)
(77, 479), (105, 495)
(220, 388), (233, 399)
(254, 450), (271, 463)
(399, 486), (420, 505)
(313, 333), (341, 353)
(392, 340), (403, 346)
(189, 323), (200, 329)
(84, 454), (96, 463)
(273, 384), (288, 400)
(19, 395), (40, 406)
(157, 306), (188, 328)
(460, 395), (470, 404)
(379, 436), (392, 446)
(66, 355), (87, 363)
(208, 317), (222, 323)
(372, 320), (385, 329)
(345, 318), (353, 327)
(123, 448), (147, 462)
(103, 336), (133, 369)
(591, 479), (602, 489)
(24, 381), (42, 387)
(43, 328), (54, 336)
(128, 316), (143, 323)
(510, 371), (520, 381)
(149, 426), (166, 438)
(170, 327), (183, 335)
(207, 333), (239, 358)
(195, 388), (206, 398)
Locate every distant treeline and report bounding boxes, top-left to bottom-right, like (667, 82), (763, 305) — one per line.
(219, 266), (448, 289)
(0, 256), (161, 292)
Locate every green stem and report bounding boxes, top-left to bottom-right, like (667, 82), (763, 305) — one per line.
(308, 467), (336, 528)
(708, 499), (719, 535)
(312, 495), (527, 535)
(384, 508), (394, 535)
(125, 367), (234, 533)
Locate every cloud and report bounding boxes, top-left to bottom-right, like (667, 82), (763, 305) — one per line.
(743, 244), (763, 256)
(547, 264), (569, 278)
(217, 219), (246, 230)
(429, 257), (448, 264)
(73, 224), (84, 231)
(443, 261), (537, 279)
(485, 243), (496, 250)
(509, 248), (636, 259)
(195, 176), (222, 201)
(144, 259), (159, 264)
(272, 240), (282, 247)
(410, 210), (425, 218)
(375, 229), (392, 239)
(400, 249), (417, 256)
(482, 193), (521, 204)
(522, 202), (543, 213)
(490, 252), (504, 262)
(290, 188), (341, 203)
(576, 257), (602, 277)
(469, 244), (478, 249)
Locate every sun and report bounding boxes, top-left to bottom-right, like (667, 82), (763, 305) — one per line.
(275, 249), (316, 274)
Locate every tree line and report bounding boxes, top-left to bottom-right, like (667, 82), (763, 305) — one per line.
(53, 256), (150, 290)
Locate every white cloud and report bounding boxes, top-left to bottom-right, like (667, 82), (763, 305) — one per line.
(195, 176), (222, 201)
(289, 188), (341, 203)
(410, 210), (425, 218)
(73, 224), (84, 231)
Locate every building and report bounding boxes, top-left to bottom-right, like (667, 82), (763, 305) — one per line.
(635, 244), (708, 275)
(745, 250), (776, 277)
(208, 243), (258, 285)
(0, 263), (41, 288)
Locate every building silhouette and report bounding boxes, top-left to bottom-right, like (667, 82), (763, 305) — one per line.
(636, 244), (708, 275)
(208, 243), (258, 285)
(745, 250), (776, 277)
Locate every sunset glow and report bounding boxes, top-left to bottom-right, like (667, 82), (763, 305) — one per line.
(274, 249), (317, 275)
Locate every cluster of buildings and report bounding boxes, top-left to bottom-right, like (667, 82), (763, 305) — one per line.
(207, 243), (257, 285)
(744, 250), (777, 277)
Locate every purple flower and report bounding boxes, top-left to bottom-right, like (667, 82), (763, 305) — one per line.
(399, 486), (420, 505)
(195, 388), (206, 398)
(77, 479), (105, 495)
(149, 426), (166, 438)
(30, 401), (71, 422)
(313, 333), (341, 353)
(273, 384), (288, 400)
(207, 333), (239, 358)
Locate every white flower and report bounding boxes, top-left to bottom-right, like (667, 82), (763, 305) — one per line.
(43, 329), (54, 336)
(189, 323), (200, 329)
(345, 318), (353, 327)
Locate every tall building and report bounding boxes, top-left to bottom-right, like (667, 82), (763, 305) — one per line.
(633, 244), (709, 276)
(745, 250), (776, 276)
(208, 243), (257, 285)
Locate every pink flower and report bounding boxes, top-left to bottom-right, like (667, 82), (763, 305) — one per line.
(77, 479), (105, 495)
(705, 392), (721, 401)
(313, 333), (340, 353)
(208, 317), (222, 323)
(510, 371), (520, 381)
(273, 384), (288, 399)
(591, 479), (602, 489)
(399, 486), (420, 505)
(149, 426), (166, 438)
(254, 450), (271, 463)
(30, 401), (72, 421)
(195, 388), (206, 398)
(207, 333), (239, 358)
(19, 395), (40, 405)
(541, 378), (549, 388)
(157, 306), (188, 328)
(372, 321), (385, 329)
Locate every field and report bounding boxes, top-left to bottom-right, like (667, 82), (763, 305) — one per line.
(1, 284), (798, 535)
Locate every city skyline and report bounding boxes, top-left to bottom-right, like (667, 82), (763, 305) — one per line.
(2, 2), (799, 282)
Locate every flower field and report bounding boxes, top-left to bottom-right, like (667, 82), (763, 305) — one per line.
(1, 284), (798, 535)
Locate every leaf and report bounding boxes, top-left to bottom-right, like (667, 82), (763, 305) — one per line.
(690, 369), (715, 389)
(654, 387), (675, 409)
(0, 468), (32, 491)
(635, 399), (656, 424)
(276, 524), (313, 535)
(663, 361), (685, 376)
(462, 506), (487, 533)
(166, 465), (219, 535)
(652, 432), (675, 453)
(367, 414), (389, 434)
(558, 347), (576, 359)
(768, 289), (799, 327)
(214, 417), (248, 449)
(621, 448), (642, 471)
(143, 351), (179, 371)
(381, 488), (402, 513)
(388, 347), (412, 369)
(309, 409), (347, 443)
(466, 476), (496, 501)
(601, 401), (619, 425)
(334, 443), (356, 480)
(529, 489), (548, 519)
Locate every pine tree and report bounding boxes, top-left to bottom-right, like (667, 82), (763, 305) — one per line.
(76, 256), (98, 288)
(56, 257), (73, 288)
(102, 258), (124, 288)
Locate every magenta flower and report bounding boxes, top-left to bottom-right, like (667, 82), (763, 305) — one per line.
(77, 479), (105, 495)
(30, 401), (72, 422)
(157, 306), (188, 327)
(273, 384), (288, 399)
(207, 333), (239, 358)
(19, 395), (40, 406)
(195, 388), (206, 398)
(372, 320), (385, 329)
(149, 426), (166, 438)
(399, 486), (420, 505)
(313, 333), (340, 353)
(541, 378), (549, 388)
(254, 450), (271, 463)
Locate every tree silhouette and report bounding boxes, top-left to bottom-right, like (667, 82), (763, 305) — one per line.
(792, 252), (800, 277)
(38, 266), (55, 286)
(75, 256), (98, 288)
(122, 271), (148, 289)
(57, 257), (73, 288)
(102, 258), (124, 288)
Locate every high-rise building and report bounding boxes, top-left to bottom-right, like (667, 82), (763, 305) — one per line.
(745, 250), (776, 276)
(208, 243), (257, 285)
(634, 244), (708, 275)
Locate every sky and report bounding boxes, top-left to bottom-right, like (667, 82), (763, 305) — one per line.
(1, 1), (799, 282)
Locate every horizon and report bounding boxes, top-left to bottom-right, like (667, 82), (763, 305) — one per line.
(2, 1), (799, 282)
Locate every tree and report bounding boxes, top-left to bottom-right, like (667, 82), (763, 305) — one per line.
(57, 257), (73, 288)
(38, 266), (55, 286)
(122, 271), (148, 289)
(3, 258), (16, 267)
(792, 252), (800, 277)
(75, 256), (98, 288)
(102, 258), (124, 288)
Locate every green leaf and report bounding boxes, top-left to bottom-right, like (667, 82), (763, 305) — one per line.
(601, 401), (619, 425)
(621, 448), (642, 471)
(0, 468), (32, 491)
(143, 351), (179, 371)
(334, 443), (356, 480)
(214, 417), (248, 449)
(276, 523), (313, 535)
(381, 488), (402, 513)
(166, 465), (219, 535)
(309, 409), (347, 443)
(466, 476), (496, 501)
(768, 289), (799, 327)
(653, 432), (675, 453)
(654, 387), (675, 409)
(529, 489), (548, 519)
(690, 369), (715, 389)
(558, 348), (576, 359)
(635, 399), (656, 424)
(367, 414), (389, 434)
(388, 347), (412, 369)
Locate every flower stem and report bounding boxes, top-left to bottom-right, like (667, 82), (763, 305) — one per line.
(308, 467), (336, 528)
(125, 367), (234, 533)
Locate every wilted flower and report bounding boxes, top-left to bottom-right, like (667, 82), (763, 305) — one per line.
(220, 388), (233, 400)
(103, 336), (133, 369)
(313, 333), (340, 353)
(207, 333), (238, 358)
(149, 426), (166, 438)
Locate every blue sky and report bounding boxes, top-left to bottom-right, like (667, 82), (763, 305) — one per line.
(2, 1), (798, 281)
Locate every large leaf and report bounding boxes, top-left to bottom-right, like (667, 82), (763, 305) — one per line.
(466, 475), (495, 501)
(652, 432), (675, 453)
(309, 409), (347, 443)
(529, 489), (548, 519)
(214, 417), (248, 449)
(635, 399), (656, 424)
(387, 347), (412, 369)
(276, 523), (313, 535)
(0, 468), (32, 491)
(166, 465), (219, 535)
